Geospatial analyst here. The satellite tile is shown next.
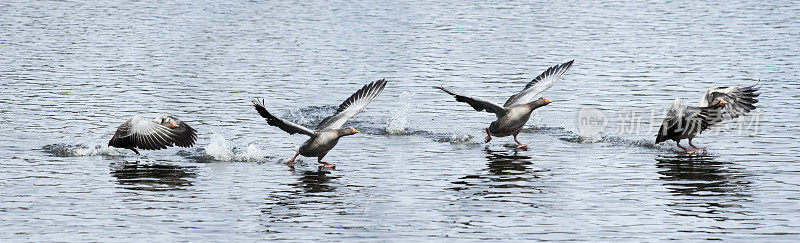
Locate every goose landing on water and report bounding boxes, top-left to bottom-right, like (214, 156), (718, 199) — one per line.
(656, 84), (760, 154)
(108, 114), (198, 155)
(435, 60), (573, 149)
(252, 79), (387, 168)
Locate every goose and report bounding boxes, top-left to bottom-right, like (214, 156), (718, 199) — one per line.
(656, 84), (760, 154)
(252, 79), (387, 167)
(108, 114), (198, 155)
(435, 60), (573, 149)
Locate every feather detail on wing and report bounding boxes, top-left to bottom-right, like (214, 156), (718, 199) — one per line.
(316, 79), (387, 131)
(699, 84), (760, 123)
(108, 116), (198, 150)
(504, 60), (574, 107)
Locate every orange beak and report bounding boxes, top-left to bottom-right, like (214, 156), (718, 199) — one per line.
(544, 98), (551, 104)
(719, 100), (727, 104)
(170, 122), (179, 128)
(352, 128), (359, 134)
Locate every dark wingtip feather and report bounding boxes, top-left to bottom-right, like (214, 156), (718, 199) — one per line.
(175, 124), (197, 148)
(374, 78), (388, 94)
(434, 86), (456, 96)
(523, 60), (575, 90)
(335, 79), (388, 113)
(562, 59), (574, 71)
(655, 120), (675, 144)
(752, 79), (762, 90)
(251, 98), (275, 120)
(655, 126), (667, 144)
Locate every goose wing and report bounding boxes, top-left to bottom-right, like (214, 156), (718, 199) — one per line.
(434, 86), (506, 118)
(108, 116), (198, 150)
(504, 60), (574, 107)
(315, 79), (387, 131)
(163, 115), (198, 147)
(252, 98), (315, 136)
(699, 84), (760, 121)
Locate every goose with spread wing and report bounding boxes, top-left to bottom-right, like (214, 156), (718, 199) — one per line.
(108, 114), (198, 155)
(435, 60), (573, 149)
(656, 84), (760, 154)
(252, 79), (387, 167)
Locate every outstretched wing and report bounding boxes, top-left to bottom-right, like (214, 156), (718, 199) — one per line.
(162, 115), (197, 147)
(316, 79), (387, 131)
(434, 86), (506, 118)
(504, 60), (574, 107)
(108, 116), (198, 150)
(252, 98), (315, 137)
(699, 84), (760, 122)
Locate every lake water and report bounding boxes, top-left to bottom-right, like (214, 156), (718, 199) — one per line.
(1, 0), (799, 241)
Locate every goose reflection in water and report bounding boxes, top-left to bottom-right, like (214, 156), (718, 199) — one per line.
(259, 169), (343, 227)
(450, 148), (544, 193)
(290, 169), (340, 194)
(110, 162), (197, 191)
(655, 154), (753, 221)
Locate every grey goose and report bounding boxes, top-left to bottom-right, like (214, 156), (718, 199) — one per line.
(435, 60), (574, 149)
(656, 84), (760, 154)
(252, 79), (387, 167)
(108, 114), (197, 155)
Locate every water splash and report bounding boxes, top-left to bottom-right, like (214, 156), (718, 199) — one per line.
(527, 125), (678, 151)
(434, 125), (478, 144)
(386, 91), (412, 135)
(447, 131), (477, 144)
(204, 133), (234, 160)
(42, 143), (126, 157)
(202, 133), (268, 162)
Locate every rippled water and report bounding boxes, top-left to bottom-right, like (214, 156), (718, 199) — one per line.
(2, 0), (799, 241)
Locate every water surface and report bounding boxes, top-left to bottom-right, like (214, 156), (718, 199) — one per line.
(1, 0), (799, 241)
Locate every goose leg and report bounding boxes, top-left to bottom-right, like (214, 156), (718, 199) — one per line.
(676, 141), (698, 154)
(318, 156), (335, 168)
(127, 147), (140, 155)
(688, 138), (706, 150)
(513, 134), (528, 149)
(286, 152), (299, 163)
(484, 127), (492, 143)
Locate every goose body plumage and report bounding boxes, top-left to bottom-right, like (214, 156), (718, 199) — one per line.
(488, 103), (537, 137)
(298, 130), (344, 157)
